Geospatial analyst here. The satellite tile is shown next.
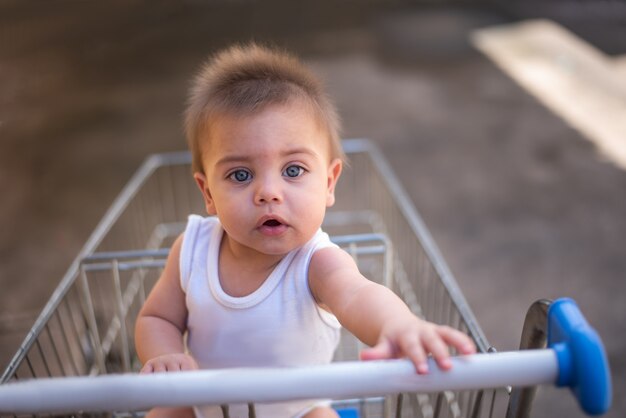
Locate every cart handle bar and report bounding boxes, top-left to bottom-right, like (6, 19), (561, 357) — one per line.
(0, 299), (611, 416)
(548, 298), (611, 415)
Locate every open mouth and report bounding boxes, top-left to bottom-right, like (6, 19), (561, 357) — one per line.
(263, 219), (282, 227)
(258, 217), (287, 236)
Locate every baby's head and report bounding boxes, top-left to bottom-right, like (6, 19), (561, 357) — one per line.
(184, 44), (344, 255)
(184, 43), (344, 175)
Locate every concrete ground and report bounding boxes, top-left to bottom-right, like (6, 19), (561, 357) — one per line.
(1, 1), (624, 417)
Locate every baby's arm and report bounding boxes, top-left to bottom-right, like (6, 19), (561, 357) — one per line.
(309, 247), (476, 374)
(135, 235), (198, 373)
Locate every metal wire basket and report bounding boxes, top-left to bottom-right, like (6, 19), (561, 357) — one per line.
(0, 140), (611, 418)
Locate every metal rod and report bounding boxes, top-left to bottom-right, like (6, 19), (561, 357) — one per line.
(79, 267), (106, 375)
(54, 306), (79, 376)
(82, 249), (171, 262)
(43, 323), (66, 376)
(82, 260), (166, 273)
(220, 404), (230, 418)
(112, 260), (131, 373)
(506, 299), (551, 418)
(394, 394), (403, 418)
(34, 340), (52, 378)
(0, 154), (177, 384)
(0, 352), (558, 415)
(362, 140), (490, 352)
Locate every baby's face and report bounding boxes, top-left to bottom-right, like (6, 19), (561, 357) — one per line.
(195, 103), (342, 257)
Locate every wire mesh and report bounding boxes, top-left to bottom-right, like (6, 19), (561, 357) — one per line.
(1, 140), (509, 418)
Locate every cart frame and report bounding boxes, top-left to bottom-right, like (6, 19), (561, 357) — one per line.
(2, 139), (554, 418)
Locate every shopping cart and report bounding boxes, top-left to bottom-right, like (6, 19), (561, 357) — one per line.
(0, 139), (611, 417)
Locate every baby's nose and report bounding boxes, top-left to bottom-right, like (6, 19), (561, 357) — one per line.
(254, 177), (283, 204)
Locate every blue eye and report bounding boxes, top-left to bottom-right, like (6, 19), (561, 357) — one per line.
(283, 165), (304, 178)
(229, 169), (251, 183)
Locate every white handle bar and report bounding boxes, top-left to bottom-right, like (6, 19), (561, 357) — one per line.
(0, 350), (557, 414)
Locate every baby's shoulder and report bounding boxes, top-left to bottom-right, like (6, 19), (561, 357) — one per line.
(309, 245), (358, 278)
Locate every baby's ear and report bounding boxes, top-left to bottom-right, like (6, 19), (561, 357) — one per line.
(326, 158), (343, 207)
(194, 172), (217, 215)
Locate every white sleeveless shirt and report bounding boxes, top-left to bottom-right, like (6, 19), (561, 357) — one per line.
(179, 215), (341, 418)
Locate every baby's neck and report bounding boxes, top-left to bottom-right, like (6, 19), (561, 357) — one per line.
(217, 234), (286, 298)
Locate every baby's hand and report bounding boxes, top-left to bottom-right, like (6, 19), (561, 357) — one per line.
(140, 353), (198, 374)
(359, 318), (476, 374)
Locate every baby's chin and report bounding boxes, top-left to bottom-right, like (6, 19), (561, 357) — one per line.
(255, 234), (316, 256)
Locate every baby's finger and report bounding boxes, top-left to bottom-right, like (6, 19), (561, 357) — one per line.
(360, 339), (394, 361)
(438, 326), (476, 355)
(152, 362), (167, 373)
(180, 358), (198, 371)
(399, 334), (429, 374)
(165, 361), (182, 372)
(140, 363), (154, 374)
(423, 332), (453, 371)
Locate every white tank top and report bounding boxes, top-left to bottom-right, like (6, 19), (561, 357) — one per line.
(179, 215), (341, 418)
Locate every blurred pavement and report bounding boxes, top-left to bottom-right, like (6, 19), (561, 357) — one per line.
(1, 1), (624, 417)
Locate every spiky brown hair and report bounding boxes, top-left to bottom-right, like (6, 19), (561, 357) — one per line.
(184, 43), (343, 173)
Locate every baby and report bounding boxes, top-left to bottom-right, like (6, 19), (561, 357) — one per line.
(135, 43), (476, 418)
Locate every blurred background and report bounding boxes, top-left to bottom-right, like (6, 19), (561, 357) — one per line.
(1, 0), (624, 417)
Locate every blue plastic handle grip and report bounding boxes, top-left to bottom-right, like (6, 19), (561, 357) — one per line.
(548, 298), (612, 415)
(336, 408), (359, 418)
